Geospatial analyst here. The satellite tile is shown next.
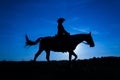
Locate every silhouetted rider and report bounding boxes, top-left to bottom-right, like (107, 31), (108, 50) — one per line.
(57, 18), (70, 37)
(56, 18), (70, 49)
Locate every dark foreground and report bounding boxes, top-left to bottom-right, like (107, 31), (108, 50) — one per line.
(0, 57), (120, 80)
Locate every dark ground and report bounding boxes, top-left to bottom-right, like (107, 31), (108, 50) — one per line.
(0, 56), (120, 80)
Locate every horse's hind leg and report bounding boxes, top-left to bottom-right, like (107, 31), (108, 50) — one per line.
(45, 50), (50, 62)
(34, 48), (43, 61)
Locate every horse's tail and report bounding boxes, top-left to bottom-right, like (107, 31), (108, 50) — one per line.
(25, 35), (43, 46)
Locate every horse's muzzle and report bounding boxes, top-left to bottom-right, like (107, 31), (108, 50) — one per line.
(90, 44), (95, 47)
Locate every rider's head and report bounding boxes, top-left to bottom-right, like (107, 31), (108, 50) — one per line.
(57, 18), (65, 23)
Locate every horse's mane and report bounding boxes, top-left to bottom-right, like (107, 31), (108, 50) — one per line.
(71, 33), (89, 36)
(70, 33), (89, 38)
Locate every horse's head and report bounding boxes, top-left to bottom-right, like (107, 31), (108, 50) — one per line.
(85, 32), (95, 47)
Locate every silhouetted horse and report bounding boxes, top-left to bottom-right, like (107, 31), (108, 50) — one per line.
(25, 32), (95, 61)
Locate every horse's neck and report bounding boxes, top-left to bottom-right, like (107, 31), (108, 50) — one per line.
(71, 34), (88, 44)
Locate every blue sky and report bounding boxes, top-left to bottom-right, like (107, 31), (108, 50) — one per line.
(0, 0), (120, 61)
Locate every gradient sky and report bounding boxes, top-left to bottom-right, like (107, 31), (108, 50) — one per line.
(0, 0), (120, 61)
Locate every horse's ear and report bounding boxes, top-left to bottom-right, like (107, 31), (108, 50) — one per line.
(89, 32), (91, 35)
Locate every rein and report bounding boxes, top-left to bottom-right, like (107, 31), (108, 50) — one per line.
(82, 41), (89, 45)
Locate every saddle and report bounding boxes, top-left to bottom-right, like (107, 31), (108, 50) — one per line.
(55, 33), (70, 48)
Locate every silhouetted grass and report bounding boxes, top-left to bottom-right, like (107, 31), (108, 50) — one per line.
(0, 56), (120, 80)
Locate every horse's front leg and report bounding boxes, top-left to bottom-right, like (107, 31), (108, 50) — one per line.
(68, 52), (72, 61)
(72, 51), (77, 61)
(68, 51), (77, 61)
(69, 53), (72, 61)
